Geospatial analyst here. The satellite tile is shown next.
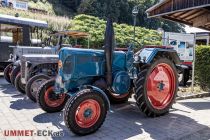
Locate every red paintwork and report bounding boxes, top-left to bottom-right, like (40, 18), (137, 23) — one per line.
(115, 48), (128, 51)
(74, 45), (82, 48)
(110, 91), (130, 99)
(182, 61), (192, 65)
(146, 63), (176, 110)
(144, 45), (173, 49)
(44, 87), (65, 107)
(75, 99), (101, 128)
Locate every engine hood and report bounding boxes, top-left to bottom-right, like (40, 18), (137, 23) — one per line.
(21, 54), (59, 63)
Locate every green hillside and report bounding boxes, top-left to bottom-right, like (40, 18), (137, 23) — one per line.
(70, 15), (161, 48)
(0, 7), (71, 31)
(28, 0), (74, 16)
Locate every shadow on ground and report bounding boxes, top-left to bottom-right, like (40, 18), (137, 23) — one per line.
(33, 101), (210, 140)
(10, 96), (39, 110)
(180, 101), (210, 110)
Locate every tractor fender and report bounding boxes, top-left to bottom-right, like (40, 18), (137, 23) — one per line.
(139, 48), (181, 64)
(81, 85), (111, 110)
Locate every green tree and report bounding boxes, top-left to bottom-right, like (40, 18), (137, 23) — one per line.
(78, 0), (185, 32)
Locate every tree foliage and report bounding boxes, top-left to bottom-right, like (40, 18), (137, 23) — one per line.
(77, 0), (185, 32)
(70, 14), (161, 48)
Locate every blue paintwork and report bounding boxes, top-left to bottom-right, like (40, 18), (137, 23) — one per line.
(57, 47), (127, 94)
(112, 71), (130, 94)
(138, 48), (177, 63)
(55, 47), (179, 97)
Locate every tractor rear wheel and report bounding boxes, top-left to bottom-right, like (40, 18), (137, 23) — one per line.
(26, 74), (50, 102)
(15, 73), (25, 94)
(4, 63), (13, 83)
(134, 58), (178, 117)
(37, 79), (68, 113)
(10, 65), (20, 85)
(64, 89), (108, 135)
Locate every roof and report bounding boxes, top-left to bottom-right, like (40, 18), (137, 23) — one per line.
(52, 31), (90, 38)
(0, 14), (48, 28)
(146, 0), (210, 31)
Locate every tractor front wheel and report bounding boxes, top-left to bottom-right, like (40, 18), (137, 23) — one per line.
(26, 74), (50, 102)
(37, 79), (68, 113)
(134, 58), (178, 117)
(4, 63), (13, 83)
(15, 73), (25, 94)
(64, 89), (108, 135)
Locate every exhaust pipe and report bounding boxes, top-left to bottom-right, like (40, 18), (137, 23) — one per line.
(104, 18), (115, 86)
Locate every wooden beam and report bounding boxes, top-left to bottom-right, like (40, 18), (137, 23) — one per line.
(179, 10), (198, 19)
(186, 10), (206, 20)
(192, 13), (210, 27)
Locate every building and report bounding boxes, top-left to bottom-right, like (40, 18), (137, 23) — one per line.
(146, 0), (210, 46)
(146, 0), (210, 31)
(1, 0), (28, 10)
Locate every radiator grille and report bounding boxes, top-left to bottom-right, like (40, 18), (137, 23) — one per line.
(21, 60), (26, 79)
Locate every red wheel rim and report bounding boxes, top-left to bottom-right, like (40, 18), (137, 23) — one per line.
(75, 99), (101, 128)
(146, 63), (176, 110)
(44, 87), (65, 107)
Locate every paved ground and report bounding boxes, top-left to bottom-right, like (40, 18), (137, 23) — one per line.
(0, 75), (210, 140)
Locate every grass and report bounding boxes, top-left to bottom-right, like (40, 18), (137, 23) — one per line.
(28, 0), (74, 17)
(0, 7), (72, 31)
(178, 85), (204, 94)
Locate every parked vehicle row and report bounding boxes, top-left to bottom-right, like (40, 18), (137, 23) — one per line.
(3, 18), (180, 135)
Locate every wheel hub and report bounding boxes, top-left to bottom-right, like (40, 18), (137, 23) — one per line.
(157, 81), (165, 92)
(83, 108), (93, 118)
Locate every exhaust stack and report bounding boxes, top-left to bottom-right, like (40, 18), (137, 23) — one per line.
(104, 18), (115, 86)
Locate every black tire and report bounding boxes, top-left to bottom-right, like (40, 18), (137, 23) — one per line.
(105, 89), (131, 104)
(134, 58), (178, 117)
(64, 89), (108, 135)
(10, 65), (20, 85)
(37, 79), (68, 113)
(14, 73), (25, 94)
(26, 74), (50, 102)
(4, 63), (13, 83)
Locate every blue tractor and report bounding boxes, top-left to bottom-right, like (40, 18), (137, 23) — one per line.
(36, 19), (180, 135)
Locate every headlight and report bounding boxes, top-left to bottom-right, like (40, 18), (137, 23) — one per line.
(134, 55), (140, 62)
(58, 60), (63, 69)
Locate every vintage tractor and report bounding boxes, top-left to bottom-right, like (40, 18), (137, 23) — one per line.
(36, 19), (180, 135)
(2, 16), (49, 85)
(5, 46), (56, 85)
(19, 31), (89, 102)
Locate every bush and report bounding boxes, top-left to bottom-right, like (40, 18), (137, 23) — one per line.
(195, 45), (210, 91)
(70, 14), (161, 48)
